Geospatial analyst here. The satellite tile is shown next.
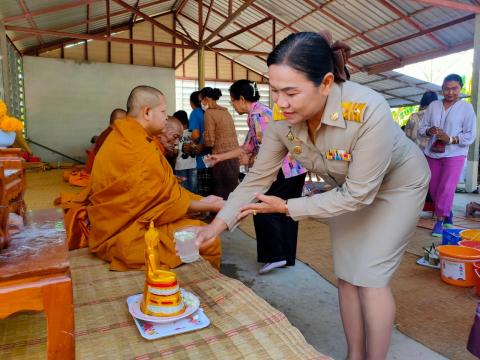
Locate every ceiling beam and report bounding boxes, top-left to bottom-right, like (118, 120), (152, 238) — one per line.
(11, 0), (171, 43)
(176, 17), (197, 45)
(303, 0), (402, 64)
(174, 0), (188, 15)
(200, 0), (215, 42)
(111, 0), (194, 45)
(8, 25), (197, 54)
(2, 0), (102, 24)
(17, 0), (43, 45)
(415, 0), (480, 14)
(351, 14), (475, 59)
(380, 0), (448, 50)
(180, 12), (267, 61)
(249, 3), (297, 33)
(202, 0), (256, 45)
(208, 17), (271, 47)
(365, 39), (473, 74)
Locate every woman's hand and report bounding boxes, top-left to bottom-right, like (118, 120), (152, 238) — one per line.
(208, 154), (224, 166)
(426, 126), (442, 136)
(194, 218), (228, 248)
(434, 129), (450, 143)
(238, 151), (250, 165)
(238, 193), (287, 220)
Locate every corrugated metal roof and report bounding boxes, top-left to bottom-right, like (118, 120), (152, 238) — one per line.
(1, 0), (476, 106)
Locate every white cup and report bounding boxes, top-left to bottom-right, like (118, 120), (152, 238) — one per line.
(174, 227), (200, 263)
(203, 155), (214, 168)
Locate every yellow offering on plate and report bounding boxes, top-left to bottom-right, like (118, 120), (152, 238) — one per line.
(140, 222), (186, 317)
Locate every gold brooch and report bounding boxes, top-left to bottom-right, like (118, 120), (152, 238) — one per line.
(286, 127), (295, 142)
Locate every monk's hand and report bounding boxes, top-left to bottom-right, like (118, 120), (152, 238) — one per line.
(200, 195), (225, 212)
(237, 193), (287, 220)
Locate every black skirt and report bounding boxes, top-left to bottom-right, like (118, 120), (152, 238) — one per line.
(254, 171), (306, 266)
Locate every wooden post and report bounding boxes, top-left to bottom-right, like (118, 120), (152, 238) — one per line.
(0, 24), (10, 105)
(198, 46), (205, 90)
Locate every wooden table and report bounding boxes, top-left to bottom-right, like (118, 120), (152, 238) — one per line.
(0, 148), (27, 249)
(0, 209), (74, 359)
(0, 211), (328, 359)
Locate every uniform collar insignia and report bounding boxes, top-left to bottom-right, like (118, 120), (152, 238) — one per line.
(341, 102), (367, 123)
(321, 83), (346, 129)
(273, 103), (286, 121)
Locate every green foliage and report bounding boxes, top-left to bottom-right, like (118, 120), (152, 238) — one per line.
(391, 105), (418, 127)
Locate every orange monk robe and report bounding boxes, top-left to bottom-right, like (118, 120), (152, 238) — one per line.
(65, 125), (115, 187)
(62, 117), (221, 271)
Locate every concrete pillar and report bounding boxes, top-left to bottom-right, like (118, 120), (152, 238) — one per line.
(198, 46), (205, 90)
(0, 24), (10, 105)
(466, 14), (480, 192)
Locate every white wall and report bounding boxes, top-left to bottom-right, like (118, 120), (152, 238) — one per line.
(23, 56), (175, 162)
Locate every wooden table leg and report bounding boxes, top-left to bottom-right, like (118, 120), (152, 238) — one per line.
(43, 276), (75, 360)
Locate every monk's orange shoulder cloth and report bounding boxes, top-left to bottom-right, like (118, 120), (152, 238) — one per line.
(58, 118), (221, 271)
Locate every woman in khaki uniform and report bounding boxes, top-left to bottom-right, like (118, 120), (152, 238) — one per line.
(195, 32), (430, 359)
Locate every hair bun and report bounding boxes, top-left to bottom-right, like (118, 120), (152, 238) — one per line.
(213, 88), (222, 100)
(317, 30), (351, 81)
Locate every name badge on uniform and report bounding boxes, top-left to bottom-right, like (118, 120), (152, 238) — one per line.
(325, 149), (351, 162)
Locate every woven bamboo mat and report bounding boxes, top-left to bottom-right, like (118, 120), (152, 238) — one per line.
(417, 214), (480, 231)
(239, 216), (477, 360)
(25, 169), (82, 211)
(0, 248), (328, 360)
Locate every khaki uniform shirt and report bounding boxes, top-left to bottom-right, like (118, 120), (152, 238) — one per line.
(218, 80), (419, 229)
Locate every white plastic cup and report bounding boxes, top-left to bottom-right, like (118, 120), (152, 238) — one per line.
(203, 155), (213, 168)
(174, 227), (200, 263)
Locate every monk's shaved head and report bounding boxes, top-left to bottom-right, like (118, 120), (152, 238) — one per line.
(158, 116), (183, 159)
(126, 85), (164, 117)
(165, 116), (183, 134)
(126, 85), (168, 135)
(109, 108), (126, 125)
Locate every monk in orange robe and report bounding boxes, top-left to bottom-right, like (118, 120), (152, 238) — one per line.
(65, 109), (126, 187)
(58, 86), (223, 270)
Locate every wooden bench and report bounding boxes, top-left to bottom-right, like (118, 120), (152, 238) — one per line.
(0, 209), (74, 359)
(0, 148), (26, 249)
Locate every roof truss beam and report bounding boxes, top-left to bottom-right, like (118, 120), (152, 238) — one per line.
(111, 0), (194, 45)
(202, 0), (256, 45)
(415, 0), (480, 14)
(351, 14), (474, 59)
(2, 0), (101, 24)
(208, 16), (271, 47)
(9, 25), (197, 54)
(10, 0), (171, 43)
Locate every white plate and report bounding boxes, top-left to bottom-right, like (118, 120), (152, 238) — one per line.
(131, 309), (210, 340)
(127, 289), (200, 323)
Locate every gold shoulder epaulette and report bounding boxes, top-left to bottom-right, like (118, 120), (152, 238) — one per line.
(273, 104), (286, 121)
(341, 102), (367, 123)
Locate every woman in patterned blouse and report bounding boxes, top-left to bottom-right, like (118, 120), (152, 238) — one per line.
(210, 80), (307, 274)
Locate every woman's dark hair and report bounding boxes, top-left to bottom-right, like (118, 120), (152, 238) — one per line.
(419, 91), (438, 109)
(267, 32), (334, 86)
(199, 87), (222, 100)
(190, 91), (201, 108)
(173, 110), (189, 127)
(229, 80), (260, 102)
(443, 73), (463, 88)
